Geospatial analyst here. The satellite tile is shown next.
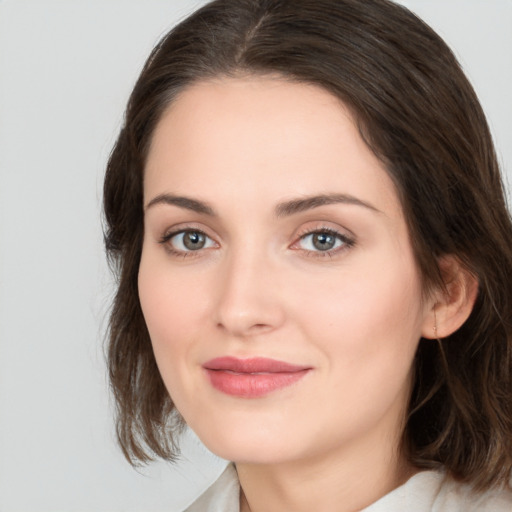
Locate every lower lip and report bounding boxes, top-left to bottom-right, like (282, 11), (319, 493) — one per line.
(204, 369), (310, 398)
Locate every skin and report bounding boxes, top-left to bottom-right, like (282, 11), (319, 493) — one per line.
(138, 76), (472, 511)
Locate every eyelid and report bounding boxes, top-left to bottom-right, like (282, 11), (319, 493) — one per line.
(158, 224), (219, 257)
(155, 221), (355, 258)
(290, 224), (356, 257)
(159, 222), (216, 241)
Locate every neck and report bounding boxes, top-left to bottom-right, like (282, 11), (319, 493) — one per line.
(236, 434), (416, 512)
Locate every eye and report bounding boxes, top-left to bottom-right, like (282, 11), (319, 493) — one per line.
(162, 229), (216, 253)
(295, 229), (354, 254)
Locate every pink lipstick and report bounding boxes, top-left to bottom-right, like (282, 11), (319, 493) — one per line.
(202, 357), (311, 398)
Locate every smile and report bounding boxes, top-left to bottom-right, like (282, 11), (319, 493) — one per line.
(202, 357), (312, 398)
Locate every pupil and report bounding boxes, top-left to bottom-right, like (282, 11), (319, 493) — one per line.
(313, 233), (335, 251)
(183, 232), (205, 250)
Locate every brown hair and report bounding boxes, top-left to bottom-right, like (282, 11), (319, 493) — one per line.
(103, 0), (512, 489)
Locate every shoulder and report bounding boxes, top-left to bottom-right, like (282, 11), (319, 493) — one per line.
(364, 470), (512, 512)
(433, 475), (512, 512)
(183, 464), (512, 512)
(183, 463), (240, 512)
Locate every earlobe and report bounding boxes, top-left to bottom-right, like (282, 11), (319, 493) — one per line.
(422, 256), (479, 339)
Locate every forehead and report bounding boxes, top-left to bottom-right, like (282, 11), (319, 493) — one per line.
(144, 76), (401, 219)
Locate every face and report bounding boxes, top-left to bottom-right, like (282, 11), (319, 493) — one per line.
(139, 76), (433, 465)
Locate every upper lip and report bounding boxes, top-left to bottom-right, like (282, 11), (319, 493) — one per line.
(203, 356), (311, 373)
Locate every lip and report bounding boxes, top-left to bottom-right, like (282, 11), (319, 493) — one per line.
(202, 357), (311, 398)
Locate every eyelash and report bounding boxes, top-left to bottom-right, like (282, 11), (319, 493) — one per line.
(292, 227), (355, 259)
(159, 227), (216, 258)
(158, 226), (355, 259)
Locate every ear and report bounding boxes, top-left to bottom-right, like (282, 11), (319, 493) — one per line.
(421, 256), (479, 339)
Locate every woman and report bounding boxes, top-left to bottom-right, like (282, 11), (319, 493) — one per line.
(103, 0), (512, 510)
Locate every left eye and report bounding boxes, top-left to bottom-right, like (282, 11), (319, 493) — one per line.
(167, 230), (216, 252)
(297, 231), (347, 252)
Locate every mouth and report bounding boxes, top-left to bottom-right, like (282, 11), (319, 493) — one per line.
(202, 356), (312, 398)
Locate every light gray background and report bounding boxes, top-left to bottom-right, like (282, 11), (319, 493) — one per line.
(0, 1), (510, 511)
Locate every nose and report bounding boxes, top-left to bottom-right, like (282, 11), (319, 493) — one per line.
(214, 248), (285, 337)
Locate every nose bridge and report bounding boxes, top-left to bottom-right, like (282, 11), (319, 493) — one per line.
(214, 240), (283, 336)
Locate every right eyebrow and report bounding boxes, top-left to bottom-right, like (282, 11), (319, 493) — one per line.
(145, 194), (216, 216)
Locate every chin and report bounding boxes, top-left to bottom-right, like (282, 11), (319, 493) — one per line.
(189, 417), (305, 465)
(205, 439), (296, 465)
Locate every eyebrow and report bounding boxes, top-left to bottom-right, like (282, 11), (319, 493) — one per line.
(145, 194), (216, 216)
(145, 192), (381, 217)
(275, 193), (381, 217)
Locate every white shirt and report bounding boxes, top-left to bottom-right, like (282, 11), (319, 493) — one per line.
(184, 463), (512, 511)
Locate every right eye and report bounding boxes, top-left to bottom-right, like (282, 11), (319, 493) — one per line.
(161, 229), (216, 253)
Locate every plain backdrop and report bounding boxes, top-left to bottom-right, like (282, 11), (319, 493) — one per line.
(0, 1), (510, 511)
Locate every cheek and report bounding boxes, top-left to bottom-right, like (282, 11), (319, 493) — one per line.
(293, 251), (425, 395)
(137, 248), (211, 389)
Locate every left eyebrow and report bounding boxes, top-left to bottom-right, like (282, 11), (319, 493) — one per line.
(275, 193), (382, 217)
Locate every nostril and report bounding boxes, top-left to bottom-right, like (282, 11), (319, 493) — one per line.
(213, 263), (286, 336)
(216, 320), (272, 334)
